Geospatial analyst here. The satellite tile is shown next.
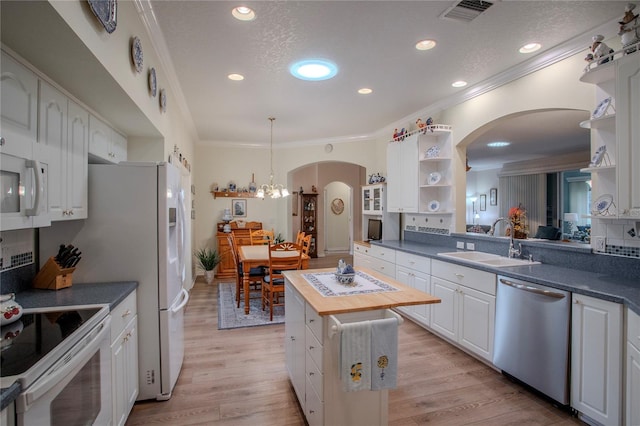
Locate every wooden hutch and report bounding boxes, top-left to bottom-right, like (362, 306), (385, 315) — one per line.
(215, 220), (262, 279)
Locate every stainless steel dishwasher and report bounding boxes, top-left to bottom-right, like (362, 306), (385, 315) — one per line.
(493, 275), (571, 405)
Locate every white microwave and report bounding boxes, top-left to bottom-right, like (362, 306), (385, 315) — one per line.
(0, 152), (50, 231)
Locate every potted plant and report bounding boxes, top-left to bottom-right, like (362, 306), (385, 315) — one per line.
(195, 247), (221, 284)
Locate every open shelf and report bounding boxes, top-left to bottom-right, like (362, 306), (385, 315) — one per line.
(212, 191), (257, 199)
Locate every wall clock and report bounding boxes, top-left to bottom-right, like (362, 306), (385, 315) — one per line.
(331, 198), (344, 215)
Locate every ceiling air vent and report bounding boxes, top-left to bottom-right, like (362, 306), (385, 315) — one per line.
(440, 0), (494, 23)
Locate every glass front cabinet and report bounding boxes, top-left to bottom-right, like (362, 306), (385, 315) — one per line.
(362, 184), (384, 215)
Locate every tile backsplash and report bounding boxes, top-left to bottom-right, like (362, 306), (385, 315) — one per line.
(0, 229), (37, 294)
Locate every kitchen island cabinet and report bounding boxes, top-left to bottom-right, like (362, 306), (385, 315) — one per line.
(283, 267), (440, 426)
(571, 293), (622, 426)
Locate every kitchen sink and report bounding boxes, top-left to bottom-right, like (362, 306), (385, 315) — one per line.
(437, 251), (540, 267)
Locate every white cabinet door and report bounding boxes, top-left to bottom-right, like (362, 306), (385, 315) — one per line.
(387, 134), (418, 213)
(89, 114), (111, 161)
(571, 294), (622, 426)
(458, 286), (495, 361)
(112, 317), (138, 426)
(627, 342), (640, 426)
(38, 81), (67, 220)
(395, 265), (430, 326)
(616, 53), (640, 216)
(430, 277), (457, 341)
(66, 101), (89, 219)
(284, 282), (306, 407)
(111, 130), (128, 163)
(1, 51), (38, 160)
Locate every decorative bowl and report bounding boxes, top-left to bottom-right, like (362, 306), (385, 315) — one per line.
(1, 293), (23, 326)
(334, 272), (356, 285)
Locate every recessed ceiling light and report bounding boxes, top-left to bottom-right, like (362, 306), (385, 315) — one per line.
(290, 59), (338, 81)
(487, 141), (511, 147)
(232, 6), (256, 21)
(451, 80), (467, 88)
(519, 42), (541, 53)
(228, 73), (244, 81)
(358, 88), (373, 95)
(415, 39), (437, 51)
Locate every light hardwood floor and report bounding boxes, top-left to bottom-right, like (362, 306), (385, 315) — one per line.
(126, 254), (582, 425)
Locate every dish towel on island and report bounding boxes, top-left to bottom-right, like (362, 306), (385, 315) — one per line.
(340, 321), (372, 392)
(370, 317), (398, 390)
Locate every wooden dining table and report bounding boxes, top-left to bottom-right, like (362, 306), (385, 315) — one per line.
(238, 245), (309, 314)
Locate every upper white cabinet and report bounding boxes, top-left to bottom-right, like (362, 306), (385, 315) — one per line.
(417, 125), (453, 215)
(1, 50), (38, 160)
(571, 293), (622, 426)
(387, 133), (418, 213)
(361, 184), (400, 241)
(89, 114), (127, 164)
(580, 53), (640, 219)
(38, 81), (88, 220)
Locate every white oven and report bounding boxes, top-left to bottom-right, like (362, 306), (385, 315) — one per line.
(14, 314), (112, 426)
(0, 152), (50, 231)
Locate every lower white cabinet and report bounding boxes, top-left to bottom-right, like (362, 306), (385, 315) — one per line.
(395, 253), (431, 327)
(626, 308), (640, 426)
(285, 281), (390, 426)
(110, 291), (139, 426)
(1, 403), (15, 426)
(430, 260), (496, 362)
(571, 294), (622, 426)
(353, 242), (395, 278)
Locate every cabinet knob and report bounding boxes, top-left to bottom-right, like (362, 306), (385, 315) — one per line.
(309, 410), (315, 414)
(309, 346), (314, 350)
(0, 137), (5, 146)
(122, 309), (131, 318)
(290, 336), (295, 341)
(309, 319), (314, 323)
(455, 273), (464, 279)
(309, 372), (314, 376)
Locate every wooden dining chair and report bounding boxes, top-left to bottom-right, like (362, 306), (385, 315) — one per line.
(263, 242), (302, 321)
(295, 230), (305, 246)
(301, 234), (312, 256)
(250, 229), (275, 245)
(227, 233), (264, 308)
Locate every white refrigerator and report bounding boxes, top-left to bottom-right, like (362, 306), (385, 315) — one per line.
(40, 161), (188, 401)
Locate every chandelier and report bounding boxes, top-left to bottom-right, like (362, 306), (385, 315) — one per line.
(256, 117), (289, 199)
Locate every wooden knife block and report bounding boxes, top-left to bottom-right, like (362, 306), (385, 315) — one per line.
(33, 257), (75, 290)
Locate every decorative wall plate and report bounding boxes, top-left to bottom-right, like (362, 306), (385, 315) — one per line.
(592, 194), (613, 215)
(131, 36), (143, 73)
(428, 200), (440, 212)
(425, 145), (440, 158)
(148, 67), (157, 97)
(428, 172), (442, 185)
(87, 0), (117, 34)
(159, 89), (167, 113)
(592, 97), (611, 119)
(331, 198), (344, 215)
(589, 145), (607, 167)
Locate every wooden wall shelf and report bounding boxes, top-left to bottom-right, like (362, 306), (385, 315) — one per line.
(212, 191), (257, 199)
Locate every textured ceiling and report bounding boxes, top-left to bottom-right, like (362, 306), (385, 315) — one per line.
(149, 0), (626, 161)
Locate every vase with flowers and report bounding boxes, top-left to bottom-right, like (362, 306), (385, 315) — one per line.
(507, 204), (528, 239)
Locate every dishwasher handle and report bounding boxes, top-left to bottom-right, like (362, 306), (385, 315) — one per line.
(499, 278), (566, 299)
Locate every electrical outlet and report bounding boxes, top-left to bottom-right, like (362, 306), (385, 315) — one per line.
(456, 241), (464, 249)
(466, 242), (475, 251)
(593, 236), (606, 252)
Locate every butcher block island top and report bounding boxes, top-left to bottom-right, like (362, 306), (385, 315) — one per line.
(283, 267), (440, 316)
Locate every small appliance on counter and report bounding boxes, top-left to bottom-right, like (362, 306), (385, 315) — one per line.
(0, 293), (23, 326)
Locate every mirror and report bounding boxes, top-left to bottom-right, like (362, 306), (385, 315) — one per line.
(465, 109), (591, 240)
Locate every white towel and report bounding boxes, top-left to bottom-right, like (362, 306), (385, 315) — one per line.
(370, 317), (398, 390)
(340, 321), (372, 392)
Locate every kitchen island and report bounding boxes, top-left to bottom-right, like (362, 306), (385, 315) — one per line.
(283, 267), (440, 426)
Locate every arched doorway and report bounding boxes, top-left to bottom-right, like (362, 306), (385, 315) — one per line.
(324, 181), (352, 253)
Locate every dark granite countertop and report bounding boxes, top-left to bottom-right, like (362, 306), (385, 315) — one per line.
(370, 240), (640, 315)
(1, 281), (137, 411)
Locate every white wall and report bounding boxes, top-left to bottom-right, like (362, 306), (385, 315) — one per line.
(324, 182), (351, 252)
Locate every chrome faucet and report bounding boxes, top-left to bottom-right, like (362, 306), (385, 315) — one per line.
(489, 217), (522, 258)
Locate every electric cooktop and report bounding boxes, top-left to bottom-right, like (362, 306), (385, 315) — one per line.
(0, 305), (108, 389)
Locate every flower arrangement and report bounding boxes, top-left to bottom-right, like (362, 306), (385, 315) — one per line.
(507, 204), (528, 239)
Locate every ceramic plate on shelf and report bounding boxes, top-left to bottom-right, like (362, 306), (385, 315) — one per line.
(589, 145), (607, 167)
(592, 97), (611, 119)
(425, 145), (440, 158)
(428, 172), (442, 185)
(88, 0), (117, 34)
(428, 200), (440, 212)
(592, 194), (613, 215)
(131, 36), (143, 73)
(148, 67), (157, 97)
(159, 89), (167, 113)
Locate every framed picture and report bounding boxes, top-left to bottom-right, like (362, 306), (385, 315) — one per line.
(490, 188), (498, 206)
(232, 199), (246, 217)
(479, 194), (487, 211)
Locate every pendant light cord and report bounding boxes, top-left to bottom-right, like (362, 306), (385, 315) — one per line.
(269, 116), (275, 183)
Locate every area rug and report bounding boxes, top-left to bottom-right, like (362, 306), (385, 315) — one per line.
(217, 282), (284, 329)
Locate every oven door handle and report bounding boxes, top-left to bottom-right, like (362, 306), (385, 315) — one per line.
(22, 316), (111, 407)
